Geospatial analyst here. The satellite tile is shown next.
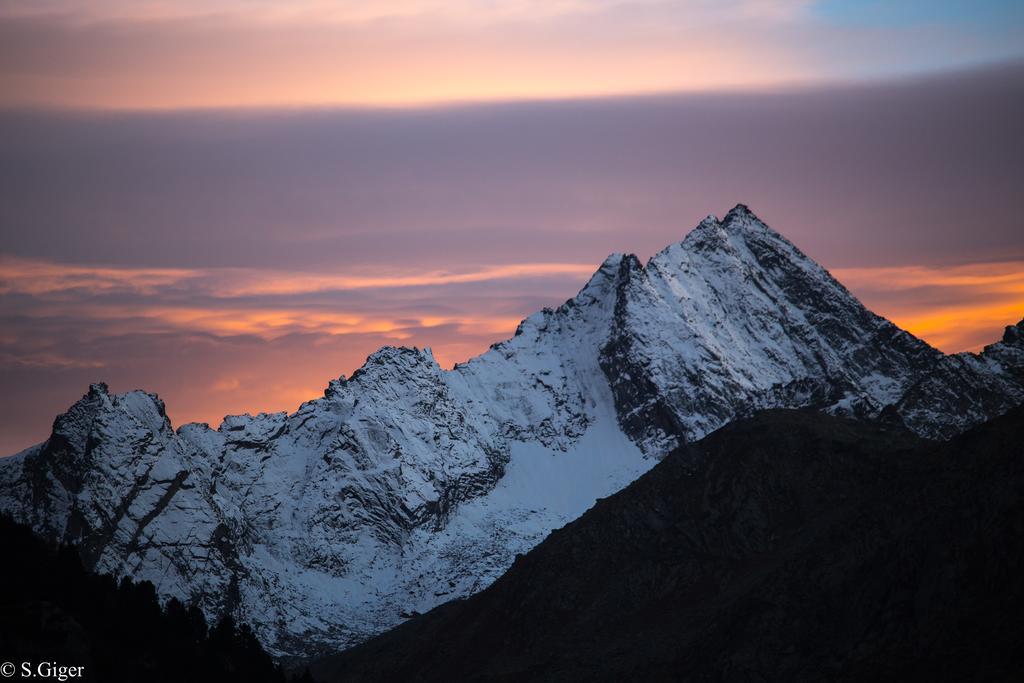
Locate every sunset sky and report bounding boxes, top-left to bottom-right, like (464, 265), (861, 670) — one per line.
(1, 0), (1023, 454)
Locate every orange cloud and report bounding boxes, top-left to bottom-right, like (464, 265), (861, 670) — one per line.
(833, 261), (1024, 353)
(0, 256), (594, 297)
(124, 306), (524, 339)
(213, 263), (598, 296)
(0, 257), (197, 296)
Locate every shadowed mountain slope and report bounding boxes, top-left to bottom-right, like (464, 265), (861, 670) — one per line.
(311, 408), (1024, 682)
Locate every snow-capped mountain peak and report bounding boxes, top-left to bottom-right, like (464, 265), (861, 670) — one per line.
(2, 206), (1021, 661)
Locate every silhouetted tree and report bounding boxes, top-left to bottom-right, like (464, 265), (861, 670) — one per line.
(0, 515), (299, 682)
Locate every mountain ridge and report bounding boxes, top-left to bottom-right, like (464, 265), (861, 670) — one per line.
(2, 205), (1022, 661)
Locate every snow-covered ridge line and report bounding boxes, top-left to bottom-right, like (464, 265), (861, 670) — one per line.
(2, 204), (1022, 662)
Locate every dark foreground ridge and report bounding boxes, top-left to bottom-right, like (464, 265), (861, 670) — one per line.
(310, 408), (1024, 682)
(0, 516), (313, 683)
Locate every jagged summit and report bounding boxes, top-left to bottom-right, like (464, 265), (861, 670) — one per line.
(2, 207), (1022, 662)
(597, 204), (781, 274)
(998, 318), (1024, 346)
(683, 202), (758, 228)
(677, 203), (811, 259)
(686, 202), (769, 230)
(723, 201), (760, 223)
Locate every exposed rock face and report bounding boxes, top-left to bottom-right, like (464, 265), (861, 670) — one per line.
(598, 205), (943, 452)
(1, 206), (1021, 661)
(309, 408), (1024, 682)
(897, 318), (1024, 438)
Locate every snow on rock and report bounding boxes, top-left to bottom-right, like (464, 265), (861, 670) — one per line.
(897, 318), (1024, 438)
(600, 204), (944, 452)
(1, 205), (1021, 662)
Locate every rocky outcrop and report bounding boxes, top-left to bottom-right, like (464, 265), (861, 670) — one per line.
(898, 319), (1024, 438)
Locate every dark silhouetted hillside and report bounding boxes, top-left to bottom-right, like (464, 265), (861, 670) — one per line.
(0, 515), (302, 682)
(310, 408), (1024, 682)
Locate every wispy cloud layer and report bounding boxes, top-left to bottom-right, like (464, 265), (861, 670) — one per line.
(0, 255), (583, 355)
(0, 256), (594, 297)
(0, 0), (815, 25)
(1, 0), (1021, 107)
